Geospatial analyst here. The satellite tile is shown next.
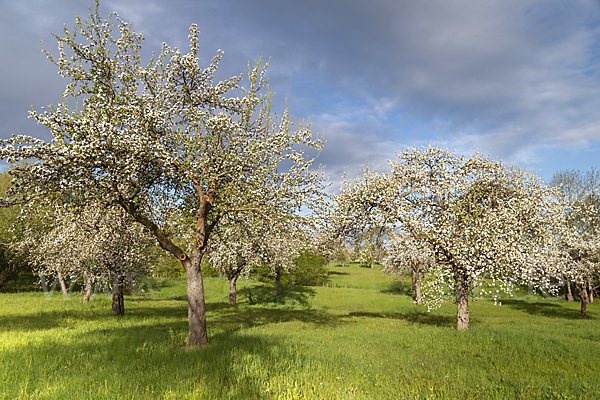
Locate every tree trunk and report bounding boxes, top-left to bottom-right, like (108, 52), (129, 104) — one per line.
(455, 267), (470, 330)
(324, 259), (329, 276)
(414, 276), (423, 305)
(578, 284), (589, 318)
(82, 274), (93, 303)
(184, 255), (208, 346)
(112, 274), (125, 315)
(588, 283), (594, 303)
(566, 278), (574, 302)
(276, 270), (283, 296)
(229, 275), (239, 305)
(57, 272), (68, 296)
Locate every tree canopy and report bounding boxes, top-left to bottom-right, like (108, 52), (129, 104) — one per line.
(0, 2), (326, 346)
(334, 146), (564, 329)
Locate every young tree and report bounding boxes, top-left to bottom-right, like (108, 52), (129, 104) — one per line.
(0, 3), (324, 345)
(335, 146), (562, 330)
(382, 232), (435, 305)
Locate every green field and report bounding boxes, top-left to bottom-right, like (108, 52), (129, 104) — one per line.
(1, 264), (599, 399)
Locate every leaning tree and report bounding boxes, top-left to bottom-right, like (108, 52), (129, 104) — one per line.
(335, 146), (563, 330)
(0, 3), (325, 346)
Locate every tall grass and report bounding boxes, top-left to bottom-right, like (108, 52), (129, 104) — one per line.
(1, 264), (598, 399)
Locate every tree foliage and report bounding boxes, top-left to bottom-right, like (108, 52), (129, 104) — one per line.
(0, 173), (34, 292)
(551, 168), (600, 316)
(335, 146), (563, 330)
(382, 232), (435, 305)
(0, 2), (325, 345)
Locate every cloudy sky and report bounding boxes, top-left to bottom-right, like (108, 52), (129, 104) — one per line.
(1, 0), (599, 185)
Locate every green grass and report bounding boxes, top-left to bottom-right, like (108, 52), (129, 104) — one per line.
(1, 265), (599, 399)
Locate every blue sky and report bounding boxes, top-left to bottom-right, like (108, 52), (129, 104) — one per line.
(1, 0), (599, 186)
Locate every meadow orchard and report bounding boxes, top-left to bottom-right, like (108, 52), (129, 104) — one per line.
(0, 2), (326, 346)
(0, 0), (598, 354)
(333, 146), (568, 330)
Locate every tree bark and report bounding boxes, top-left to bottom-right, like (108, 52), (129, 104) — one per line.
(112, 274), (125, 315)
(578, 284), (589, 318)
(57, 272), (68, 296)
(275, 270), (283, 296)
(117, 187), (212, 347)
(455, 267), (470, 330)
(82, 273), (93, 303)
(566, 278), (574, 302)
(184, 255), (208, 346)
(229, 275), (239, 305)
(588, 282), (594, 303)
(414, 275), (423, 305)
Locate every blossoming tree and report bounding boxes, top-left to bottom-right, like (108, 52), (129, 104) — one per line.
(559, 233), (600, 317)
(382, 232), (435, 305)
(335, 146), (563, 330)
(205, 215), (261, 305)
(551, 168), (600, 308)
(0, 3), (325, 345)
(13, 200), (153, 313)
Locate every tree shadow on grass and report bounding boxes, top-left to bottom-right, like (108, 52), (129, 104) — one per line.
(0, 317), (308, 399)
(501, 299), (585, 320)
(327, 271), (349, 276)
(0, 298), (188, 332)
(380, 280), (412, 296)
(346, 310), (455, 328)
(237, 284), (316, 307)
(208, 304), (340, 332)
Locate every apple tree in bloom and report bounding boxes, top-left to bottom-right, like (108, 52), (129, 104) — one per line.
(205, 215), (262, 305)
(257, 220), (309, 297)
(558, 232), (600, 317)
(551, 168), (600, 309)
(335, 146), (563, 330)
(13, 200), (153, 314)
(382, 232), (435, 305)
(0, 3), (325, 345)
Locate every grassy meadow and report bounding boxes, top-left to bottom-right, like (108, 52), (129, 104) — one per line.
(1, 263), (599, 399)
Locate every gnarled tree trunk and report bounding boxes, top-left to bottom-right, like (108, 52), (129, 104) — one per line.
(455, 267), (469, 330)
(414, 273), (423, 306)
(57, 272), (68, 296)
(112, 274), (125, 315)
(184, 255), (208, 346)
(229, 275), (239, 305)
(82, 273), (93, 303)
(577, 284), (589, 318)
(566, 278), (574, 302)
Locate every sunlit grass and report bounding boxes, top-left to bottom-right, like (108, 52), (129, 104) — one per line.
(1, 265), (598, 399)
